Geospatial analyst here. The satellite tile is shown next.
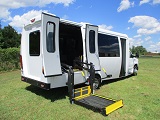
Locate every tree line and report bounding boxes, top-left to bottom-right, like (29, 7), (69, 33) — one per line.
(0, 25), (21, 49)
(0, 25), (21, 71)
(130, 46), (147, 56)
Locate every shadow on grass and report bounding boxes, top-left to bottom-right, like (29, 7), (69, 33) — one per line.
(26, 85), (68, 102)
(25, 75), (133, 102)
(102, 75), (133, 86)
(25, 83), (87, 103)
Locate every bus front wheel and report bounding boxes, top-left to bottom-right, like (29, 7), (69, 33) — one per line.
(93, 75), (101, 90)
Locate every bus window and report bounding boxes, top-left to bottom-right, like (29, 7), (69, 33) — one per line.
(46, 22), (55, 53)
(89, 30), (95, 53)
(29, 30), (40, 56)
(98, 33), (120, 57)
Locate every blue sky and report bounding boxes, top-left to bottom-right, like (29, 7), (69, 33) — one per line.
(0, 0), (160, 52)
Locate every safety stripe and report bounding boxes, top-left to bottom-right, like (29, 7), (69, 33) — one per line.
(102, 68), (107, 73)
(106, 100), (123, 115)
(81, 71), (85, 77)
(93, 94), (116, 101)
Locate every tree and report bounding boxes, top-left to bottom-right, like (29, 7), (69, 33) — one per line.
(130, 46), (136, 54)
(130, 46), (147, 55)
(1, 25), (21, 49)
(0, 19), (2, 30)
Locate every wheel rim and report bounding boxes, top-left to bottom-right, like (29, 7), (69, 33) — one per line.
(133, 66), (138, 75)
(93, 78), (99, 89)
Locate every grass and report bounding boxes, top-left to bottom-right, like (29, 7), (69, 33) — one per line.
(0, 58), (160, 120)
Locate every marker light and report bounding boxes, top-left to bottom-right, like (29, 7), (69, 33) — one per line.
(31, 18), (35, 23)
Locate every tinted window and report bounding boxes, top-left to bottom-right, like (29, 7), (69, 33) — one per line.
(46, 22), (55, 53)
(89, 30), (95, 53)
(29, 30), (40, 56)
(98, 33), (120, 57)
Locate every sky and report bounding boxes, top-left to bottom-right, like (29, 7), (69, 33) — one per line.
(0, 0), (160, 52)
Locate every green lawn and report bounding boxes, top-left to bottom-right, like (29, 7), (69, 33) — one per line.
(0, 58), (160, 120)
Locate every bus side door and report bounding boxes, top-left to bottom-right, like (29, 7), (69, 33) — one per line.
(85, 24), (101, 71)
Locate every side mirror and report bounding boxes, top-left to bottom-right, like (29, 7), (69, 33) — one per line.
(130, 54), (134, 58)
(136, 53), (139, 58)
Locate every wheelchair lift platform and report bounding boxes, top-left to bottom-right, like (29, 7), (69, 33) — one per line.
(74, 86), (123, 115)
(62, 62), (123, 116)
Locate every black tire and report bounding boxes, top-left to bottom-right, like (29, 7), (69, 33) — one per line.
(93, 75), (101, 90)
(133, 65), (138, 76)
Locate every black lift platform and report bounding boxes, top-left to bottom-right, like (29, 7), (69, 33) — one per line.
(74, 86), (123, 115)
(62, 62), (123, 116)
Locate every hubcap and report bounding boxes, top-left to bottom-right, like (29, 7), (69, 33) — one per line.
(93, 78), (99, 89)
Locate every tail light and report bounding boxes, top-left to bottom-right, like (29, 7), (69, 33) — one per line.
(20, 55), (23, 69)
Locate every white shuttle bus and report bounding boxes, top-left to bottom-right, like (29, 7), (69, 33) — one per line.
(20, 12), (138, 90)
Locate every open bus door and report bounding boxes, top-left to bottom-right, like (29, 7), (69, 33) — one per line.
(85, 24), (101, 71)
(41, 13), (62, 77)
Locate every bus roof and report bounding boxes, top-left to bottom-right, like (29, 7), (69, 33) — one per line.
(24, 12), (128, 38)
(98, 28), (128, 38)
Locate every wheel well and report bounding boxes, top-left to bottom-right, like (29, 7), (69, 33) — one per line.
(95, 74), (101, 82)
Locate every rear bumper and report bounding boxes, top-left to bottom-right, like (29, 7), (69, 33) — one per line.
(21, 76), (50, 90)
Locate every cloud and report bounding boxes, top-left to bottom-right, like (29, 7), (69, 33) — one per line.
(129, 37), (144, 47)
(127, 27), (130, 30)
(128, 16), (160, 35)
(129, 36), (160, 52)
(0, 7), (10, 19)
(139, 0), (160, 5)
(62, 15), (69, 19)
(38, 0), (75, 7)
(9, 10), (47, 28)
(128, 37), (134, 47)
(139, 0), (150, 5)
(75, 5), (82, 9)
(148, 42), (160, 52)
(131, 1), (135, 6)
(145, 36), (151, 41)
(133, 34), (141, 38)
(153, 0), (160, 4)
(134, 39), (144, 46)
(117, 0), (134, 12)
(0, 0), (75, 19)
(98, 24), (113, 30)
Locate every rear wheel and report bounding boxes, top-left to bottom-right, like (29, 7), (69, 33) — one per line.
(133, 65), (138, 76)
(93, 75), (101, 90)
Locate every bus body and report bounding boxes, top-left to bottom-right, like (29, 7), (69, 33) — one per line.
(20, 12), (138, 90)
